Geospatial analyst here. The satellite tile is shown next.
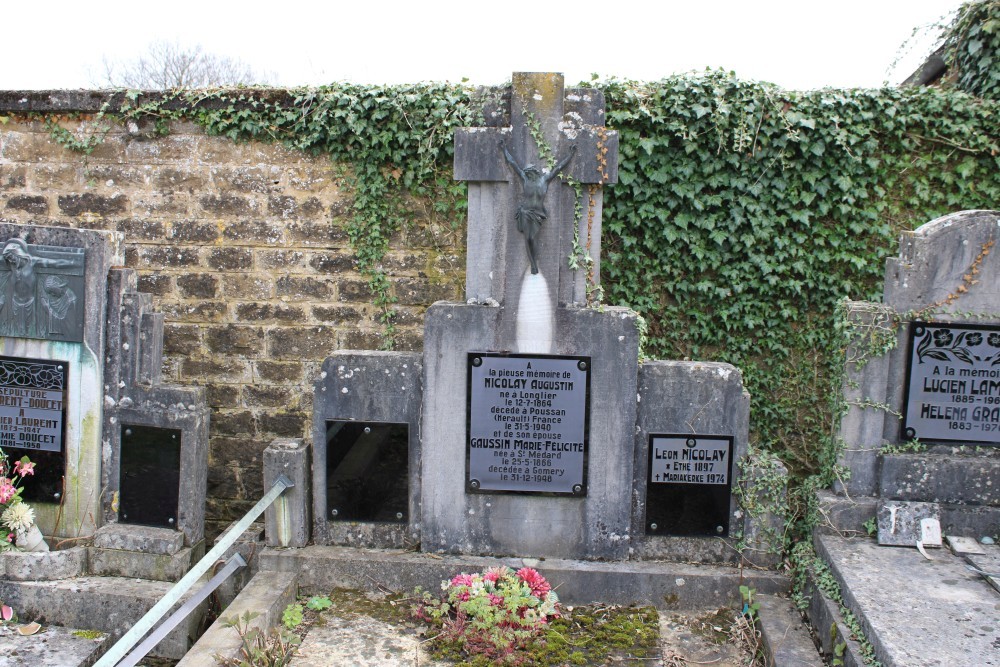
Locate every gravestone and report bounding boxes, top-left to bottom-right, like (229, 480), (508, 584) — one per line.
(0, 222), (209, 550)
(310, 73), (759, 565)
(834, 210), (1000, 537)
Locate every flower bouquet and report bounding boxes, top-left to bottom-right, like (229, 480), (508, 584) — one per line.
(0, 449), (41, 552)
(414, 566), (560, 664)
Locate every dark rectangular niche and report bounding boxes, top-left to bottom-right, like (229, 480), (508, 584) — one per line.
(119, 424), (181, 530)
(325, 420), (409, 523)
(645, 434), (734, 537)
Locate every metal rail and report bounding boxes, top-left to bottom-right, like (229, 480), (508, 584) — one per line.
(95, 474), (294, 667)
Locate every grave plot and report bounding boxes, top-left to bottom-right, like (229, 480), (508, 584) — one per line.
(0, 223), (211, 661)
(817, 209), (1000, 665)
(303, 73), (777, 571)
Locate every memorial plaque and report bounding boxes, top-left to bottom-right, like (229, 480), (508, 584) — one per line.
(0, 239), (86, 343)
(466, 353), (590, 495)
(902, 323), (1000, 445)
(325, 420), (409, 523)
(646, 434), (733, 537)
(0, 355), (67, 453)
(119, 424), (181, 529)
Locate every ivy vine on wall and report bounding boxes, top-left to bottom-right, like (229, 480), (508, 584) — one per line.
(22, 2), (1000, 542)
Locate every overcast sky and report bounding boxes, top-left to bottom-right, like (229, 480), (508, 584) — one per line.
(2, 1), (964, 91)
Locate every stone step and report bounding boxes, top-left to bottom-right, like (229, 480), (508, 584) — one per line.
(0, 624), (109, 667)
(0, 575), (208, 660)
(259, 545), (789, 610)
(755, 594), (823, 667)
(880, 451), (1000, 506)
(816, 490), (1000, 538)
(177, 570), (297, 667)
(814, 532), (1000, 667)
(88, 542), (204, 582)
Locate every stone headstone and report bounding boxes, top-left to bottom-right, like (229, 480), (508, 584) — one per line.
(0, 222), (209, 549)
(834, 209), (1000, 539)
(310, 72), (757, 567)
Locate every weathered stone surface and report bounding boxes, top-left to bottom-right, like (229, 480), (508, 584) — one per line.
(312, 351), (422, 548)
(206, 246), (254, 271)
(420, 302), (639, 560)
(264, 438), (311, 548)
(815, 490), (878, 536)
(834, 301), (894, 496)
(89, 541), (203, 582)
(816, 533), (1000, 667)
(658, 613), (743, 667)
(0, 576), (204, 659)
(57, 193), (128, 216)
(876, 500), (941, 546)
(93, 523), (184, 555)
(631, 361), (750, 563)
(289, 609), (448, 667)
(176, 272), (219, 298)
(5, 194), (49, 213)
(756, 594), (824, 667)
(880, 451), (1000, 505)
(0, 545), (87, 581)
(0, 624), (108, 667)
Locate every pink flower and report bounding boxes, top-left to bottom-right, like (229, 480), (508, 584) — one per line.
(516, 567), (551, 598)
(14, 459), (34, 477)
(483, 566), (509, 583)
(488, 593), (504, 606)
(0, 480), (15, 504)
(450, 573), (474, 588)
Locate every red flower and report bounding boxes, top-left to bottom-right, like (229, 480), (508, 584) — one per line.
(515, 567), (551, 598)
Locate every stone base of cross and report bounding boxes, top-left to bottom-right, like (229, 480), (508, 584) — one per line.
(454, 73), (618, 351)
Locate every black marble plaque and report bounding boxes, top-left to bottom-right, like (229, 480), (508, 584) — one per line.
(325, 420), (409, 523)
(902, 323), (1000, 445)
(0, 239), (86, 343)
(466, 353), (590, 495)
(119, 424), (181, 529)
(645, 434), (733, 537)
(0, 356), (67, 453)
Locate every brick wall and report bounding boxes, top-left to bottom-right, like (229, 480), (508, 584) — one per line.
(0, 112), (465, 534)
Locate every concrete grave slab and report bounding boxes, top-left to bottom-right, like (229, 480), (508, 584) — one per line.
(816, 533), (1000, 667)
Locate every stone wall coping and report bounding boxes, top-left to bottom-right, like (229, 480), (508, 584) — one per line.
(0, 89), (299, 113)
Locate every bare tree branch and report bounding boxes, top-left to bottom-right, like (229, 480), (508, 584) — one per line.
(95, 40), (273, 89)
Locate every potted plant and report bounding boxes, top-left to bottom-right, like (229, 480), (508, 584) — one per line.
(0, 450), (45, 552)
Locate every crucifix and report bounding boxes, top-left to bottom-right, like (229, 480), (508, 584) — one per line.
(454, 72), (619, 337)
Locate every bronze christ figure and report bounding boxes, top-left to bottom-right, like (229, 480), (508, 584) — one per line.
(500, 141), (576, 274)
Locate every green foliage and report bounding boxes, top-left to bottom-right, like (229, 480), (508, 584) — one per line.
(35, 70), (1000, 541)
(942, 1), (1000, 99)
(280, 603), (303, 630)
(596, 71), (1000, 495)
(217, 611), (301, 667)
(305, 595), (332, 611)
(790, 543), (883, 666)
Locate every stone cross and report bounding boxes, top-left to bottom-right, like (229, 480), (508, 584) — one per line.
(454, 73), (618, 321)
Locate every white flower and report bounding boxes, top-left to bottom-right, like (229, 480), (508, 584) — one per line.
(2, 501), (34, 534)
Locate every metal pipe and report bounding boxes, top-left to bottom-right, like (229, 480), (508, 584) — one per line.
(116, 553), (247, 667)
(95, 474), (294, 667)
